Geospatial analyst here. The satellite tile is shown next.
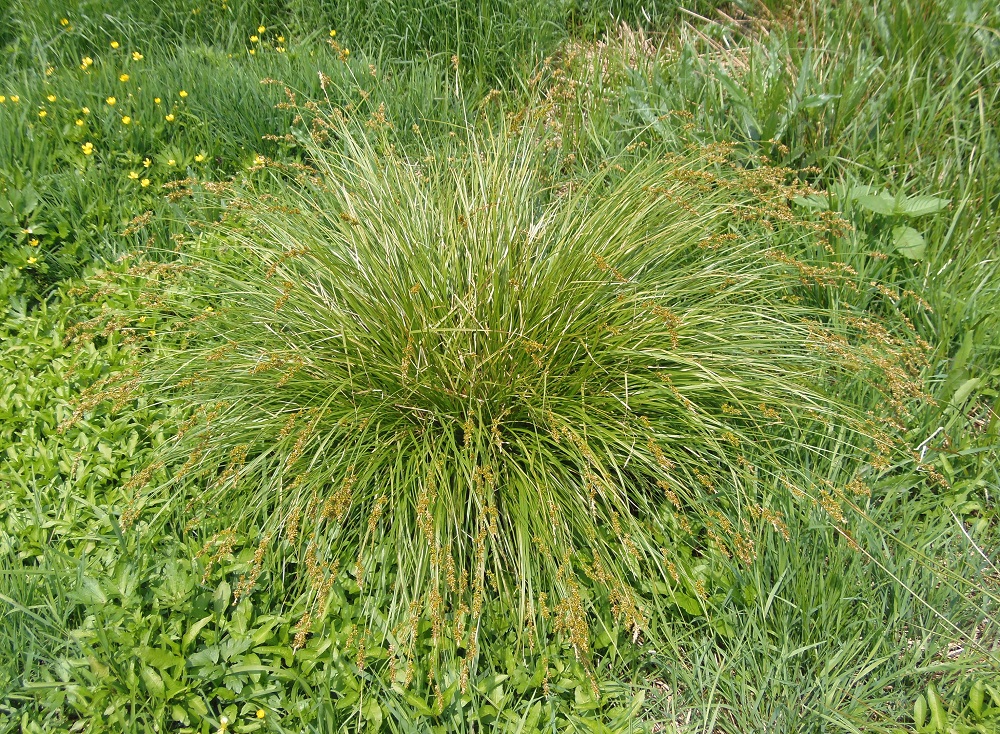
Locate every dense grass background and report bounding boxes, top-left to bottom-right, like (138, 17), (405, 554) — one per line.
(2, 0), (999, 732)
(0, 0), (736, 86)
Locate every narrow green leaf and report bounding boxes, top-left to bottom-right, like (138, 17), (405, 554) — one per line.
(913, 694), (927, 729)
(970, 681), (985, 717)
(213, 580), (231, 615)
(927, 684), (947, 731)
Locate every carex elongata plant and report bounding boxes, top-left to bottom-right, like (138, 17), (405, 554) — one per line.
(75, 110), (931, 686)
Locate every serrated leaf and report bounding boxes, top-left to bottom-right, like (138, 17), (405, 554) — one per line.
(837, 183), (878, 200)
(855, 192), (897, 215)
(187, 645), (220, 667)
(892, 226), (926, 259)
(897, 195), (949, 217)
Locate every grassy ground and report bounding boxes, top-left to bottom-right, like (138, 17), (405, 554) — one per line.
(2, 0), (999, 732)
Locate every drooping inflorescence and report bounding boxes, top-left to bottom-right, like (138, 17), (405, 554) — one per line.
(62, 108), (934, 685)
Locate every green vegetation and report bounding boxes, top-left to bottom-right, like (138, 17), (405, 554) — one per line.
(2, 0), (998, 732)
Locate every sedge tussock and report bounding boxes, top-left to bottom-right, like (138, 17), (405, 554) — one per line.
(74, 112), (933, 677)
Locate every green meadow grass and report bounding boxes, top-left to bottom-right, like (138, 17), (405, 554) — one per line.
(2, 0), (999, 732)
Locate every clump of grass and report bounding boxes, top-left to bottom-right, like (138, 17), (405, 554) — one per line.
(72, 110), (933, 687)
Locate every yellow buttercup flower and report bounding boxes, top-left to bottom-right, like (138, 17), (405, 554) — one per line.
(106, 96), (116, 106)
(248, 49), (256, 55)
(165, 113), (175, 122)
(75, 119), (84, 126)
(154, 97), (161, 104)
(110, 41), (120, 49)
(257, 25), (265, 33)
(143, 157), (151, 167)
(60, 18), (69, 26)
(167, 159), (176, 166)
(277, 35), (284, 43)
(27, 256), (37, 264)
(250, 35), (259, 42)
(29, 238), (39, 246)
(0, 96), (5, 103)
(256, 710), (265, 719)
(81, 142), (94, 155)
(38, 110), (47, 118)
(132, 51), (143, 61)
(82, 106), (90, 114)
(10, 96), (19, 103)
(47, 94), (56, 102)
(119, 73), (130, 82)
(121, 115), (131, 125)
(141, 178), (150, 187)
(179, 90), (188, 98)
(194, 153), (205, 162)
(128, 171), (139, 179)
(329, 29), (336, 37)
